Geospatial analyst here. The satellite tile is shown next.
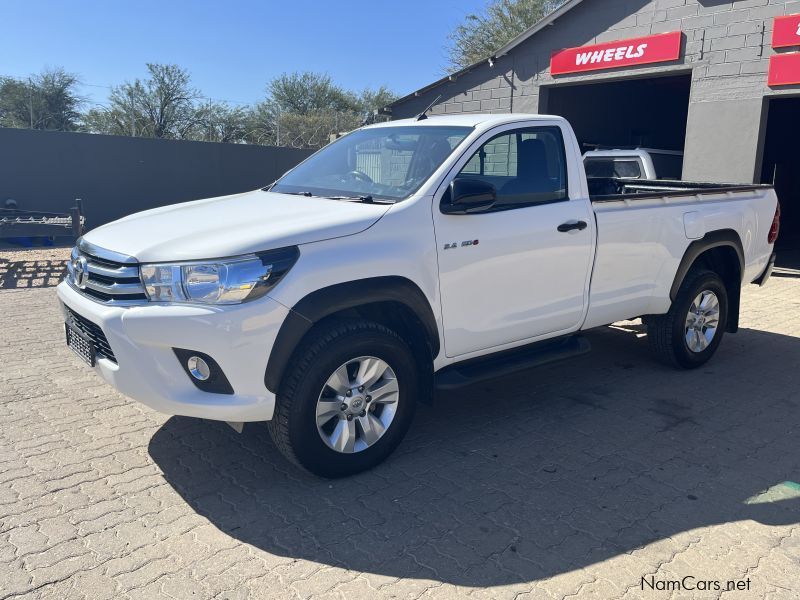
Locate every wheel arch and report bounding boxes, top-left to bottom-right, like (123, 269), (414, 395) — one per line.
(670, 229), (744, 333)
(264, 276), (440, 394)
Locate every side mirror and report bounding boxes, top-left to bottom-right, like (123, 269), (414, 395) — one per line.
(441, 178), (497, 215)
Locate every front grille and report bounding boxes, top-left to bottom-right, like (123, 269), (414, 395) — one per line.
(67, 245), (147, 304)
(65, 307), (117, 363)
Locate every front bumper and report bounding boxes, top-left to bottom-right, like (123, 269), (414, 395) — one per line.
(56, 281), (289, 422)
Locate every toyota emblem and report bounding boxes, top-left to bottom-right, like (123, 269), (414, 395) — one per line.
(72, 255), (89, 289)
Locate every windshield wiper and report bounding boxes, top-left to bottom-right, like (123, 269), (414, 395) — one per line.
(328, 195), (394, 204)
(283, 191), (316, 197)
(278, 191), (394, 204)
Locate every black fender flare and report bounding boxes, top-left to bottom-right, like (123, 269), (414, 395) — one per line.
(669, 229), (744, 332)
(264, 276), (440, 393)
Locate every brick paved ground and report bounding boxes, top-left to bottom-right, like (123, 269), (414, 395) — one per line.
(1, 246), (799, 599)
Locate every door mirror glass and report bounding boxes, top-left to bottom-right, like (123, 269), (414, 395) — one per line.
(441, 178), (497, 214)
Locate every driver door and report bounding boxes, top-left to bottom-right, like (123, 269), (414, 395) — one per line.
(433, 123), (594, 358)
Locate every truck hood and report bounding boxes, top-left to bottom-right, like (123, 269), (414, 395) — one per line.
(82, 190), (391, 262)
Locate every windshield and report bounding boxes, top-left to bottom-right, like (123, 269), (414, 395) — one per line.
(271, 125), (473, 201)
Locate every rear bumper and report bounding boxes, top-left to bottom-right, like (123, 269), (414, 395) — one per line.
(56, 281), (289, 422)
(752, 252), (776, 286)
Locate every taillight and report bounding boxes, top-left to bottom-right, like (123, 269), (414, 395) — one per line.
(768, 202), (781, 244)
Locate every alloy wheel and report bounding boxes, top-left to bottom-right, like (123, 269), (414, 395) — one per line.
(315, 356), (400, 453)
(684, 290), (720, 353)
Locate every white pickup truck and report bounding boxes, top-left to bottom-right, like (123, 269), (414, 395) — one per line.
(58, 114), (780, 477)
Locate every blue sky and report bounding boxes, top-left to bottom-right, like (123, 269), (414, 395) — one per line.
(1, 0), (487, 107)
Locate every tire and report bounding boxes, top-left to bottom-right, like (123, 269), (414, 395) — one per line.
(647, 269), (728, 369)
(267, 318), (418, 478)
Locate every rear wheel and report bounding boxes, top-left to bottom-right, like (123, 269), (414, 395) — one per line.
(267, 319), (418, 477)
(647, 269), (728, 369)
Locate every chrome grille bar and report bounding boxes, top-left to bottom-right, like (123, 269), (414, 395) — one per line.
(83, 279), (145, 295)
(86, 261), (139, 279)
(67, 243), (147, 304)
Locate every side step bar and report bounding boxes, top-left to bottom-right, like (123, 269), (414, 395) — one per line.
(434, 335), (591, 391)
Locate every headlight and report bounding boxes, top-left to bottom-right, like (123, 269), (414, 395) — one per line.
(140, 246), (299, 304)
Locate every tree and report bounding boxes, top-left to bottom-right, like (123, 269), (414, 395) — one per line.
(193, 101), (250, 143)
(357, 85), (399, 124)
(267, 71), (358, 115)
(6, 64), (396, 148)
(82, 105), (131, 137)
(249, 72), (357, 148)
(446, 0), (565, 70)
(245, 101), (355, 149)
(85, 63), (201, 139)
(246, 72), (398, 149)
(0, 68), (83, 131)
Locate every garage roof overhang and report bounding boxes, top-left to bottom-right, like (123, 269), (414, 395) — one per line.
(494, 0), (587, 57)
(385, 0), (587, 113)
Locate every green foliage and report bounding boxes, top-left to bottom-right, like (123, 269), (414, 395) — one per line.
(246, 72), (399, 149)
(0, 68), (83, 131)
(447, 0), (565, 70)
(86, 63), (201, 139)
(267, 72), (359, 115)
(194, 101), (251, 144)
(357, 86), (399, 123)
(4, 64), (397, 149)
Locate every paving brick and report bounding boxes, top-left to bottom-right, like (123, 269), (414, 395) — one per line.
(1, 245), (799, 600)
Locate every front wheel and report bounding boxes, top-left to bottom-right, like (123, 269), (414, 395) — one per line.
(647, 269), (728, 369)
(267, 319), (418, 477)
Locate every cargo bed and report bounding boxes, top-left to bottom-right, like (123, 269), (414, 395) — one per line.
(588, 177), (773, 202)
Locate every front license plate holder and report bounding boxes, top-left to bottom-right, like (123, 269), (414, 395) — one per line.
(65, 321), (96, 367)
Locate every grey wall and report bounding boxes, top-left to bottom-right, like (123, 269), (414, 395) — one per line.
(682, 96), (765, 182)
(0, 128), (313, 229)
(391, 0), (800, 184)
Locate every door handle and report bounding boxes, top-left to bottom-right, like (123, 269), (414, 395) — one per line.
(557, 220), (588, 233)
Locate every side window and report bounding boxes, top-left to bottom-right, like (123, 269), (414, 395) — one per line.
(454, 126), (568, 210)
(584, 158), (615, 178)
(613, 160), (643, 179)
(584, 158), (642, 179)
(650, 153), (683, 180)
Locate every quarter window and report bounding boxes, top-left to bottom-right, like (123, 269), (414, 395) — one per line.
(612, 159), (643, 179)
(455, 126), (568, 210)
(584, 158), (643, 179)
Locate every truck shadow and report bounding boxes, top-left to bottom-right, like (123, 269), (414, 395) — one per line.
(149, 324), (800, 586)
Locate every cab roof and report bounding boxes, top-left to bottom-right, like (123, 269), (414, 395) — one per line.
(366, 113), (566, 132)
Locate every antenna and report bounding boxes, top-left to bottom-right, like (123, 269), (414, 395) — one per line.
(415, 94), (442, 121)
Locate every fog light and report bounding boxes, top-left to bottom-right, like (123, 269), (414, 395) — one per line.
(187, 356), (210, 381)
(173, 348), (234, 394)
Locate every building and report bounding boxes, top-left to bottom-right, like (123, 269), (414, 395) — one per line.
(388, 0), (800, 250)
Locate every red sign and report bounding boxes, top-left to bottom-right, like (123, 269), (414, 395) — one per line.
(550, 31), (682, 76)
(772, 14), (800, 49)
(768, 52), (800, 86)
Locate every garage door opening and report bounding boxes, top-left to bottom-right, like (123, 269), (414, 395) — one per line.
(760, 97), (800, 254)
(542, 74), (691, 177)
